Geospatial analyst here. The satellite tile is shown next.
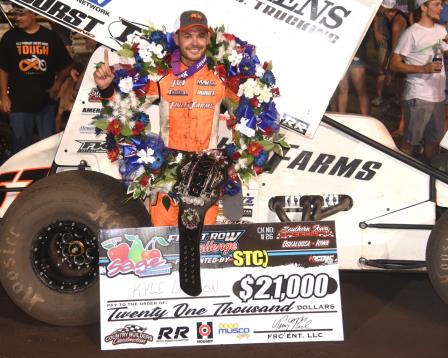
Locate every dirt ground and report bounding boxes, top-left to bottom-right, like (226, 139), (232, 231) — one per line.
(0, 271), (447, 358)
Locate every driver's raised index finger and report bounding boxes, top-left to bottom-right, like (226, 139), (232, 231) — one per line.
(104, 48), (109, 66)
(103, 49), (113, 76)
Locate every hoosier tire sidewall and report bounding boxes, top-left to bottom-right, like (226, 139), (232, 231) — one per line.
(426, 211), (448, 305)
(0, 171), (150, 326)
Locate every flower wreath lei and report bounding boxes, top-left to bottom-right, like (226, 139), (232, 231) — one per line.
(95, 25), (289, 200)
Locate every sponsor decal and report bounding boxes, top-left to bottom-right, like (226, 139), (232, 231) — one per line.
(233, 250), (268, 268)
(167, 89), (188, 96)
(86, 0), (112, 7)
(276, 224), (335, 240)
(169, 102), (215, 109)
(197, 90), (216, 96)
(77, 0), (111, 16)
(218, 323), (250, 340)
(265, 144), (382, 180)
(82, 107), (103, 114)
(252, 0), (351, 44)
(280, 113), (309, 135)
(79, 125), (96, 134)
(243, 196), (254, 206)
(101, 234), (172, 278)
(76, 140), (107, 153)
(197, 322), (213, 342)
(171, 79), (186, 87)
(197, 80), (216, 86)
(281, 238), (331, 249)
(200, 230), (243, 257)
(88, 87), (102, 102)
(243, 208), (252, 217)
(157, 327), (189, 342)
(104, 324), (153, 345)
(308, 255), (336, 265)
(18, 0), (104, 37)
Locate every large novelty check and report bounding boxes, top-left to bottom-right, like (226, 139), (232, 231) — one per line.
(99, 221), (343, 350)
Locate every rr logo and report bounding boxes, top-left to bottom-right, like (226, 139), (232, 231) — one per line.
(157, 327), (189, 340)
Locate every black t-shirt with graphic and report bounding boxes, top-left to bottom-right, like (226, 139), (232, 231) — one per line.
(0, 26), (72, 112)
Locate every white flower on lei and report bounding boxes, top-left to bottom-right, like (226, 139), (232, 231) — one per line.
(118, 76), (134, 94)
(136, 148), (155, 165)
(235, 117), (256, 138)
(228, 49), (243, 67)
(216, 31), (225, 43)
(149, 42), (165, 59)
(255, 64), (265, 78)
(256, 83), (272, 103)
(237, 78), (258, 98)
(234, 157), (249, 171)
(216, 45), (226, 61)
(138, 48), (155, 65)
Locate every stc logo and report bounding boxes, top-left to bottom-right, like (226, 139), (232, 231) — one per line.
(86, 0), (113, 7)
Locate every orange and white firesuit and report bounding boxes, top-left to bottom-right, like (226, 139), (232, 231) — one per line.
(147, 64), (238, 226)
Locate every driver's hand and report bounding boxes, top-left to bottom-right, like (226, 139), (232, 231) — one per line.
(93, 49), (114, 89)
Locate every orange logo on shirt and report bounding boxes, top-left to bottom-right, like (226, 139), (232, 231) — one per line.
(18, 55), (47, 72)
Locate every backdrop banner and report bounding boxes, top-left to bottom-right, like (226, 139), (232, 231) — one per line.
(9, 0), (381, 137)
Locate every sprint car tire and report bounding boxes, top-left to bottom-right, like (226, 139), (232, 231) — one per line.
(0, 170), (151, 326)
(426, 210), (448, 304)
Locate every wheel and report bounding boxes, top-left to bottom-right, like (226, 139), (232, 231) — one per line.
(0, 170), (151, 326)
(426, 210), (448, 304)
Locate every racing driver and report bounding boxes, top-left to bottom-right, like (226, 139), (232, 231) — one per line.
(94, 10), (238, 226)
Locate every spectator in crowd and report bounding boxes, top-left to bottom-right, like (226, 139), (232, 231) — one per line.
(438, 0), (448, 127)
(372, 7), (392, 106)
(55, 37), (98, 132)
(0, 5), (72, 153)
(390, 0), (448, 161)
(396, 0), (417, 23)
(330, 35), (370, 116)
(378, 0), (410, 136)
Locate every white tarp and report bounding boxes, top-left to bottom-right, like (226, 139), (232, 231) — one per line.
(8, 0), (381, 137)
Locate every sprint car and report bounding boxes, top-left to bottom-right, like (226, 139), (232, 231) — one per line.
(1, 46), (448, 326)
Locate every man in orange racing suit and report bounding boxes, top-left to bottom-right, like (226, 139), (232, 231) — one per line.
(94, 10), (238, 226)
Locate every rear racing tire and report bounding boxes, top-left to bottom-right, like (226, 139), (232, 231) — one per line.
(426, 210), (448, 304)
(0, 170), (151, 326)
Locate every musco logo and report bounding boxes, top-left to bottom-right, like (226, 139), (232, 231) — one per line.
(18, 0), (105, 37)
(267, 145), (382, 181)
(76, 140), (107, 153)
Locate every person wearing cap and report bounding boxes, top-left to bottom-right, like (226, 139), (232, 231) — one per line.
(94, 10), (238, 227)
(0, 5), (73, 153)
(376, 0), (410, 136)
(390, 0), (448, 160)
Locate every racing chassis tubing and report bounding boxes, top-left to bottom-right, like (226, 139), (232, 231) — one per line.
(322, 115), (448, 187)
